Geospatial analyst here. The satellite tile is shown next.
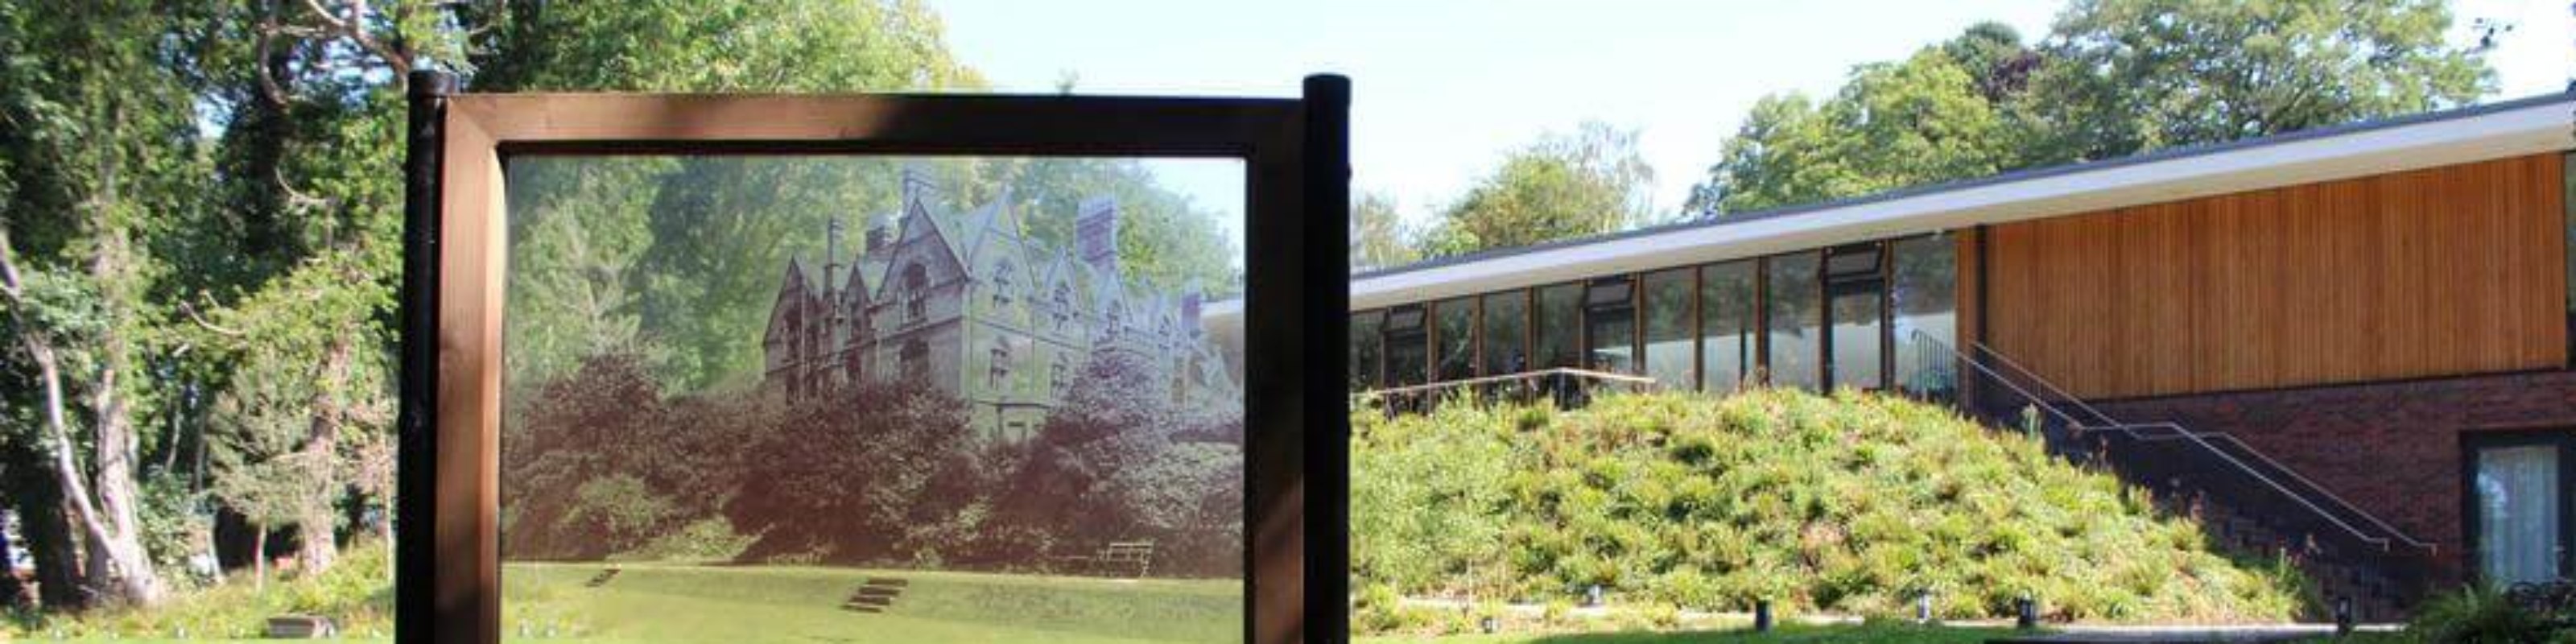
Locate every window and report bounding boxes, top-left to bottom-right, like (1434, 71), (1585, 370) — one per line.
(1825, 243), (1885, 391)
(902, 263), (931, 323)
(2467, 432), (2574, 585)
(1384, 305), (1429, 386)
(1052, 353), (1073, 397)
(1700, 261), (1757, 392)
(988, 341), (1013, 389)
(1350, 311), (1385, 391)
(991, 262), (1015, 308)
(1764, 252), (1822, 390)
(1889, 234), (1958, 398)
(1052, 283), (1073, 331)
(898, 338), (931, 381)
(1534, 283), (1583, 369)
(1641, 268), (1695, 390)
(1583, 277), (1636, 374)
(1432, 296), (1476, 382)
(1479, 291), (1529, 377)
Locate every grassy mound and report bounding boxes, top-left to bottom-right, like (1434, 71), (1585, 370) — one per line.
(1352, 389), (2305, 632)
(6, 542), (392, 641)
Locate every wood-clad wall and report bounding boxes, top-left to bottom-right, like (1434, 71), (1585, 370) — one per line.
(1982, 153), (2567, 400)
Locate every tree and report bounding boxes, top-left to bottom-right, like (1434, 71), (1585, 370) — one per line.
(1688, 48), (2021, 215)
(0, 0), (216, 606)
(1427, 122), (1655, 256)
(1690, 3), (2493, 218)
(1350, 192), (1418, 273)
(2025, 0), (2491, 163)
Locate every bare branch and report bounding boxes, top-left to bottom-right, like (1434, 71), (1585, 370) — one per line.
(182, 297), (248, 338)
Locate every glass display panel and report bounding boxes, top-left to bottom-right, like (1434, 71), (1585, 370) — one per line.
(1432, 297), (1476, 382)
(501, 156), (1248, 642)
(1889, 235), (1959, 398)
(1765, 253), (1822, 390)
(1641, 268), (1696, 390)
(1534, 283), (1583, 369)
(1700, 261), (1758, 392)
(1351, 311), (1384, 391)
(1480, 290), (1530, 377)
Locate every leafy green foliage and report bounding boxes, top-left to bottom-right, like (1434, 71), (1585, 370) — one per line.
(2404, 585), (2574, 644)
(1690, 1), (2493, 217)
(1352, 390), (2305, 631)
(1426, 122), (1655, 257)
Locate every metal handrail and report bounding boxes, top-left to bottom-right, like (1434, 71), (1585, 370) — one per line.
(1365, 367), (1657, 398)
(1913, 331), (2435, 555)
(2128, 427), (2437, 555)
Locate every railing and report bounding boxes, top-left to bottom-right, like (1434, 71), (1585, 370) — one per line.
(1361, 367), (1658, 415)
(1901, 330), (2436, 605)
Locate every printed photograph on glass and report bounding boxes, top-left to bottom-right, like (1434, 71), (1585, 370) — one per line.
(496, 155), (1249, 642)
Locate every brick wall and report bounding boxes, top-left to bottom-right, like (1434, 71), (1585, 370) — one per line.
(2091, 369), (2576, 584)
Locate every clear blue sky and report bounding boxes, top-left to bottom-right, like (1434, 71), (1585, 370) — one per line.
(933, 0), (2574, 230)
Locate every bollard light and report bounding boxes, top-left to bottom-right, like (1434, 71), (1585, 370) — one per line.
(1917, 592), (1933, 624)
(1586, 584), (1604, 607)
(2334, 597), (2354, 636)
(1754, 599), (1773, 633)
(2014, 595), (2038, 630)
(1480, 615), (1500, 634)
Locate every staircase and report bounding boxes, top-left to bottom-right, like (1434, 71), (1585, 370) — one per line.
(843, 577), (909, 614)
(1904, 331), (2438, 620)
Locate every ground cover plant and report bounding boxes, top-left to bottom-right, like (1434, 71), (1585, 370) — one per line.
(1351, 389), (2307, 635)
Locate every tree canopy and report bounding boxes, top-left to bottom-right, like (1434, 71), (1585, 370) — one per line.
(1687, 0), (2493, 217)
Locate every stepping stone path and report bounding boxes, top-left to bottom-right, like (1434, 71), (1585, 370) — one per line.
(584, 568), (621, 588)
(843, 577), (908, 614)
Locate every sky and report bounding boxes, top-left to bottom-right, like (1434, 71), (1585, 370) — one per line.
(933, 0), (2576, 230)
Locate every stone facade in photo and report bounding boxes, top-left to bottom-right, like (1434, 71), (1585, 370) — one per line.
(761, 169), (1239, 442)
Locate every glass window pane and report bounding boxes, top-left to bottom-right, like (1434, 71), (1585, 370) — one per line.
(1480, 291), (1530, 376)
(1535, 283), (1583, 369)
(1890, 235), (1959, 398)
(2476, 444), (2563, 584)
(1584, 278), (1637, 374)
(1432, 296), (1476, 382)
(1641, 268), (1696, 390)
(1700, 261), (1757, 392)
(1765, 253), (1822, 390)
(502, 155), (1247, 641)
(1385, 305), (1428, 386)
(1351, 311), (1383, 391)
(1830, 290), (1883, 390)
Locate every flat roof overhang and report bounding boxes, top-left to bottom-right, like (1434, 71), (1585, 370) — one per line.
(1202, 93), (2576, 324)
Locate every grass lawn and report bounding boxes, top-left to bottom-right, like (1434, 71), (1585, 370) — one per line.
(1356, 623), (2016, 644)
(493, 561), (1243, 642)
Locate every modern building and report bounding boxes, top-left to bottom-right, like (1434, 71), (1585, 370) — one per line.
(762, 170), (1241, 443)
(1302, 93), (2576, 611)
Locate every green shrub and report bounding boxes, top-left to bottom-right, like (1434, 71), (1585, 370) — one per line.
(1350, 388), (2305, 632)
(2405, 585), (2572, 644)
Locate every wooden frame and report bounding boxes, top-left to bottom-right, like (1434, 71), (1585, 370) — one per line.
(398, 71), (1349, 644)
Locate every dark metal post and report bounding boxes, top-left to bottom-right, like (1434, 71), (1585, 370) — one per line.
(397, 68), (456, 644)
(1301, 72), (1352, 644)
(2015, 595), (2038, 630)
(1753, 599), (1773, 632)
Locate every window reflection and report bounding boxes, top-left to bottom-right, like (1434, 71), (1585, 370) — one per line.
(1700, 261), (1757, 392)
(1641, 268), (1695, 390)
(1765, 253), (1821, 390)
(1583, 277), (1637, 374)
(1432, 297), (1476, 382)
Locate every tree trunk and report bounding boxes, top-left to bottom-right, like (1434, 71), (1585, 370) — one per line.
(4, 443), (80, 610)
(295, 335), (353, 575)
(250, 525), (267, 590)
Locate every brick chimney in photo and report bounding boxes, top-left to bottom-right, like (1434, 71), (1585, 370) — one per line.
(1077, 196), (1119, 275)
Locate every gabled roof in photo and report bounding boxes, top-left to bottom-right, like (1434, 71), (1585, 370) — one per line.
(1212, 91), (2576, 318)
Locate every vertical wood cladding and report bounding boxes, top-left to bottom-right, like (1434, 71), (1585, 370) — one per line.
(1984, 154), (2567, 399)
